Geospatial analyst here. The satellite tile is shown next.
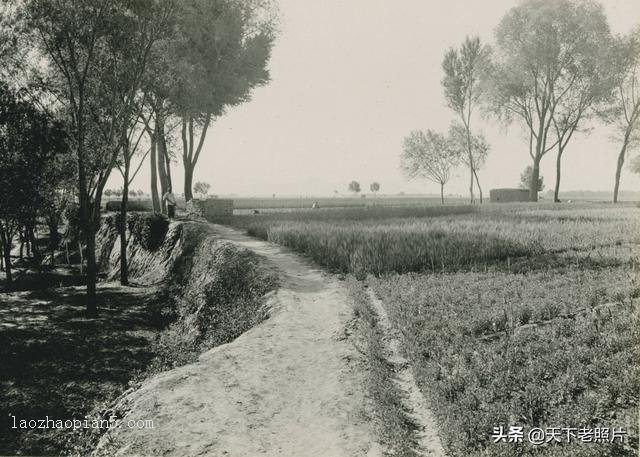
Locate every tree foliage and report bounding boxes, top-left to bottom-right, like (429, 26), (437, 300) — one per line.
(519, 165), (544, 192)
(442, 36), (489, 203)
(447, 122), (489, 173)
(348, 181), (361, 194)
(599, 27), (640, 202)
(13, 0), (174, 314)
(194, 181), (211, 195)
(144, 0), (277, 201)
(401, 130), (459, 203)
(484, 0), (614, 201)
(0, 82), (68, 285)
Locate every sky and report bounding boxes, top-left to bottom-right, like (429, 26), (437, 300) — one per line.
(117, 0), (640, 198)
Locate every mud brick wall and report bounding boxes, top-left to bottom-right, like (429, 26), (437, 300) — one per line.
(489, 188), (530, 203)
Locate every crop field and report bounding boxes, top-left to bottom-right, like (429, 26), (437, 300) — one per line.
(227, 202), (640, 456)
(231, 195), (464, 210)
(227, 203), (639, 276)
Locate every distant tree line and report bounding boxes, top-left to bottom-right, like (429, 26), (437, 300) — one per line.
(0, 0), (278, 314)
(402, 0), (640, 204)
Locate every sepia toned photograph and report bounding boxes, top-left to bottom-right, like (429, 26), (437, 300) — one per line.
(0, 0), (638, 456)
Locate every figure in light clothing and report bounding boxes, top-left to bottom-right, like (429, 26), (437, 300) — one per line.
(162, 191), (177, 219)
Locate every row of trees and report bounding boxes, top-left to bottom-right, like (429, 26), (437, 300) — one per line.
(347, 181), (380, 195)
(105, 189), (145, 197)
(104, 181), (210, 198)
(0, 83), (72, 283)
(401, 126), (489, 204)
(402, 0), (640, 203)
(0, 0), (277, 315)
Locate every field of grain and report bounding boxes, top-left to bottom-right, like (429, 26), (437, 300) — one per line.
(228, 202), (639, 456)
(232, 195), (463, 210)
(228, 204), (639, 276)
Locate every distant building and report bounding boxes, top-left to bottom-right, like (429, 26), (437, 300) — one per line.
(489, 188), (530, 203)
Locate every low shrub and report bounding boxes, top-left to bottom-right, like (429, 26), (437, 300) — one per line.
(63, 203), (81, 241)
(102, 212), (169, 251)
(151, 238), (278, 371)
(126, 212), (169, 251)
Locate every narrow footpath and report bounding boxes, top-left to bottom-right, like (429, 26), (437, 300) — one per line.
(94, 224), (383, 457)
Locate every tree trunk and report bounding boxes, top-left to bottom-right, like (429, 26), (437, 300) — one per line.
(155, 105), (169, 213)
(78, 240), (83, 275)
(77, 112), (96, 316)
(164, 140), (173, 192)
(554, 145), (564, 203)
(28, 224), (40, 265)
(473, 169), (483, 204)
(157, 108), (173, 192)
(440, 182), (444, 204)
(0, 223), (12, 286)
(184, 163), (194, 202)
(182, 114), (212, 203)
(613, 140), (628, 204)
(48, 220), (60, 266)
(463, 118), (475, 204)
(468, 164), (475, 204)
(119, 164), (130, 286)
(19, 233), (24, 260)
(157, 140), (168, 214)
(84, 221), (98, 318)
(149, 132), (160, 212)
(530, 157), (541, 202)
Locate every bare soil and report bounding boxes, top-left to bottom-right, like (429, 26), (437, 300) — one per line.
(94, 224), (384, 457)
(366, 287), (445, 456)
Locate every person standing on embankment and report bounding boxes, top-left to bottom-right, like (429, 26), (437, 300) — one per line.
(162, 190), (177, 219)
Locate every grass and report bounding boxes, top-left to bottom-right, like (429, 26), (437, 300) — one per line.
(225, 201), (640, 456)
(0, 221), (278, 456)
(346, 277), (419, 457)
(232, 195), (466, 210)
(225, 204), (639, 277)
(149, 238), (278, 372)
(371, 268), (639, 456)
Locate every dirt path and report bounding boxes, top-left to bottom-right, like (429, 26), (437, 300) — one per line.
(94, 224), (382, 457)
(367, 289), (446, 456)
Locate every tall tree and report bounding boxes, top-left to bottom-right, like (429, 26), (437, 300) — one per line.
(442, 36), (488, 204)
(18, 0), (173, 315)
(0, 83), (68, 287)
(484, 0), (614, 201)
(116, 107), (152, 286)
(401, 130), (459, 204)
(448, 122), (489, 203)
(599, 27), (640, 203)
(549, 21), (616, 202)
(148, 0), (276, 202)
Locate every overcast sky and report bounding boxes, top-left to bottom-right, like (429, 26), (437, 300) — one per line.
(119, 0), (640, 197)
